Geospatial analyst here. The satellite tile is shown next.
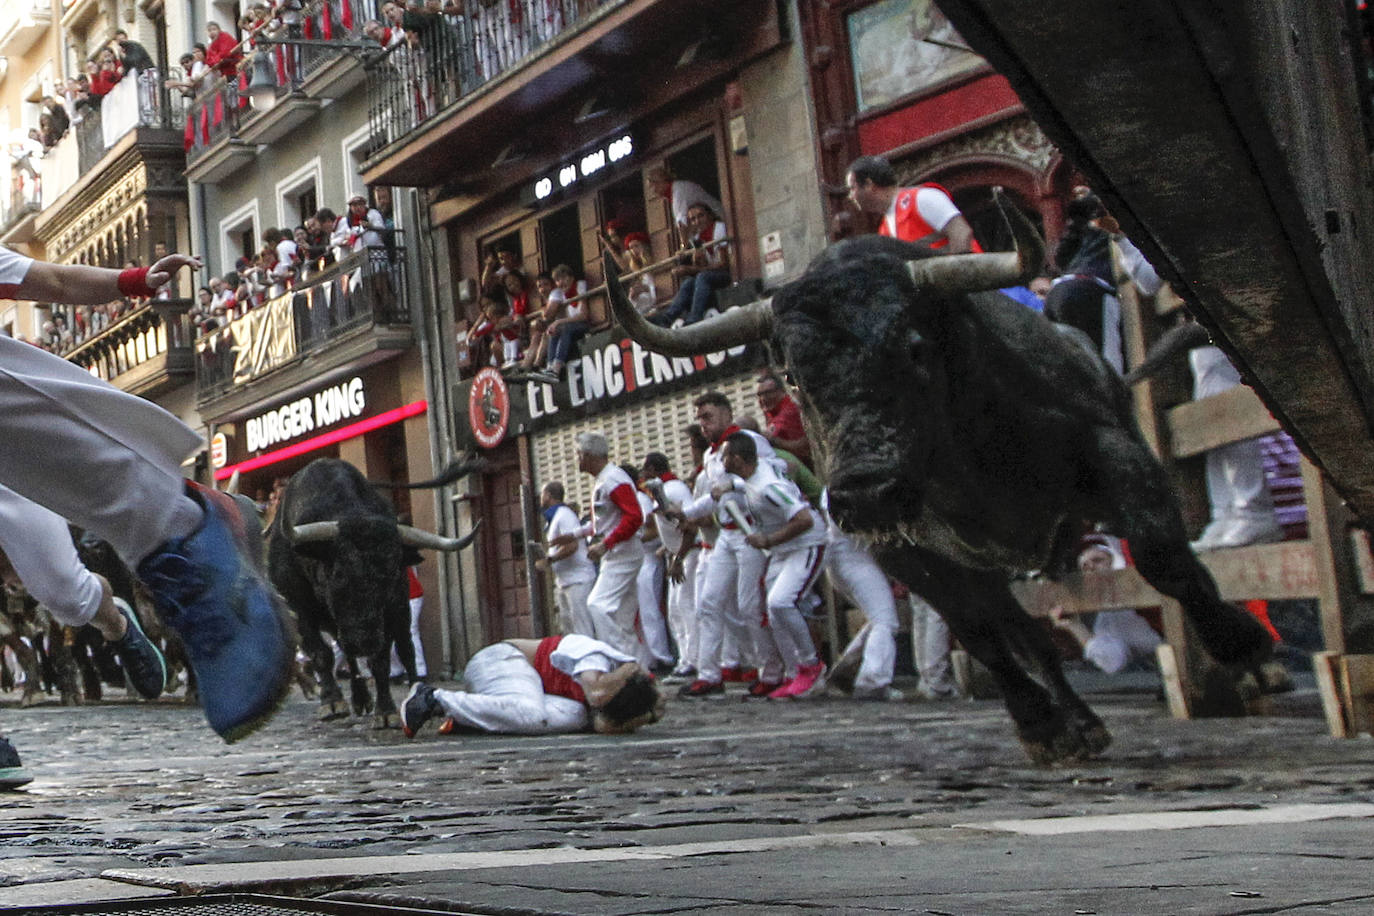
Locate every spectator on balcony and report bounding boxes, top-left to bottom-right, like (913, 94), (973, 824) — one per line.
(190, 287), (220, 337)
(208, 276), (235, 321)
(466, 289), (519, 368)
(264, 228), (299, 297)
(40, 98), (70, 147)
(88, 49), (124, 98)
(479, 245), (520, 296)
(646, 166), (724, 246)
(331, 195), (387, 254)
(529, 264), (588, 384)
(621, 231), (659, 315)
(165, 48), (208, 95)
(649, 202), (732, 328)
(307, 209), (336, 268)
(62, 77), (91, 123)
(205, 22), (243, 80)
(363, 18), (403, 48)
(110, 30), (156, 75)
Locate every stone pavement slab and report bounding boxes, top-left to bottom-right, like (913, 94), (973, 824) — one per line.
(0, 680), (1370, 913)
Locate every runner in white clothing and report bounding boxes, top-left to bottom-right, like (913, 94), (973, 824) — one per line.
(666, 391), (784, 697)
(401, 633), (664, 737)
(719, 431), (828, 699)
(550, 433), (644, 657)
(0, 245), (295, 786)
(535, 481), (596, 636)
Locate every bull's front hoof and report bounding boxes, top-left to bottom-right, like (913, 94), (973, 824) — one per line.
(373, 711), (400, 730)
(318, 699), (350, 721)
(19, 689), (39, 708)
(1018, 718), (1112, 766)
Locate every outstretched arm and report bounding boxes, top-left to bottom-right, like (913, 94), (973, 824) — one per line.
(20, 254), (201, 305)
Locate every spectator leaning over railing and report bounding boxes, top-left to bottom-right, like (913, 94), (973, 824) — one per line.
(88, 48), (124, 98)
(331, 195), (387, 253)
(111, 30), (156, 74)
(205, 21), (243, 79)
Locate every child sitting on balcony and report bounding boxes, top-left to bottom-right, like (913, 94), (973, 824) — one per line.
(465, 289), (521, 368)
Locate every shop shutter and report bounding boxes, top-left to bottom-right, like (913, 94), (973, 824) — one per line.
(531, 370), (759, 516)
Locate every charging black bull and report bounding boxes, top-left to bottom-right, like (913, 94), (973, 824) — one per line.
(266, 457), (480, 728)
(604, 202), (1272, 764)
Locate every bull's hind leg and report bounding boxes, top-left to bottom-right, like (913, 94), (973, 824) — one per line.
(877, 545), (1109, 765)
(1091, 428), (1271, 667)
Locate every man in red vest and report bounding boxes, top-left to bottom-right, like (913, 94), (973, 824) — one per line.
(845, 154), (977, 253)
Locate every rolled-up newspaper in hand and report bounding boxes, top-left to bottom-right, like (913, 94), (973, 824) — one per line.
(722, 499), (768, 556)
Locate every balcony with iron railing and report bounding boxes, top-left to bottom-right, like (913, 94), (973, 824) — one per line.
(359, 0), (779, 188)
(364, 0), (619, 169)
(195, 239), (413, 413)
(49, 298), (197, 398)
(14, 68), (187, 242)
(184, 0), (377, 184)
(0, 159), (43, 244)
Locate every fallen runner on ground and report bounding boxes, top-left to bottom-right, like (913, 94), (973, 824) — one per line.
(400, 634), (664, 737)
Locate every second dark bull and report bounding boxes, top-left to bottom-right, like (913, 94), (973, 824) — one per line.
(267, 457), (480, 728)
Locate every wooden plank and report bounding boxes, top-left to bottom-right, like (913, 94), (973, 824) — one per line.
(1157, 598), (1194, 718)
(1011, 540), (1320, 618)
(1166, 385), (1281, 459)
(1340, 655), (1374, 737)
(1313, 650), (1350, 738)
(1353, 529), (1374, 596)
(1155, 643), (1191, 720)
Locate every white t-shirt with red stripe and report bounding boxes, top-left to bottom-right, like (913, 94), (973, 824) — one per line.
(0, 246), (35, 299)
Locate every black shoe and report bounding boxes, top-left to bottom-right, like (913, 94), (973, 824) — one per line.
(113, 598), (167, 700)
(401, 681), (440, 738)
(0, 736), (34, 790)
(678, 679), (725, 698)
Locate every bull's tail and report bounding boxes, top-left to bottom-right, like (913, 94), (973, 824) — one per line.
(367, 452), (486, 490)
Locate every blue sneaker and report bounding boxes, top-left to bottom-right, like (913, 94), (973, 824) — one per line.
(112, 597), (167, 700)
(0, 736), (33, 790)
(137, 482), (295, 742)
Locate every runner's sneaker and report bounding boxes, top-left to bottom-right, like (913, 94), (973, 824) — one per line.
(401, 681), (441, 738)
(769, 661), (827, 699)
(137, 482), (295, 742)
(745, 680), (783, 699)
(677, 679), (724, 698)
(0, 736), (33, 790)
(851, 685), (905, 702)
(112, 597), (167, 700)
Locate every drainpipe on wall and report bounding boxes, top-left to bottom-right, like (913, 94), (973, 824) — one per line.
(405, 187), (469, 677)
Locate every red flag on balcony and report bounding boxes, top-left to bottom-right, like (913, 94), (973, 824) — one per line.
(318, 5), (332, 40)
(238, 69), (251, 109)
(276, 45), (287, 84)
(184, 113), (195, 151)
(341, 0), (353, 32)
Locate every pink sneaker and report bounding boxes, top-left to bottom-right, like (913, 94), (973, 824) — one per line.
(768, 661), (827, 699)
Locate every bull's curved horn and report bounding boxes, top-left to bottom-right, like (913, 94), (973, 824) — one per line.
(290, 521), (340, 543)
(908, 189), (1044, 293)
(226, 470), (241, 495)
(602, 251), (773, 358)
(397, 517), (482, 552)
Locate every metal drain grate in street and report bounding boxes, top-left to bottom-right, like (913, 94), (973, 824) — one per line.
(11, 893), (474, 916)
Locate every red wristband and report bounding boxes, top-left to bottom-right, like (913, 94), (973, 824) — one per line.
(117, 267), (157, 298)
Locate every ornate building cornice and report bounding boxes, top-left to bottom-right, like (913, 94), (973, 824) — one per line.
(896, 115), (1057, 184)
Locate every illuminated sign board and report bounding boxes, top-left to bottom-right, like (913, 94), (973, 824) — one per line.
(245, 376), (367, 453)
(530, 134), (634, 203)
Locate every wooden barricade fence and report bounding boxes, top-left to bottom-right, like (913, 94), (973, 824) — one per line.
(1009, 244), (1374, 736)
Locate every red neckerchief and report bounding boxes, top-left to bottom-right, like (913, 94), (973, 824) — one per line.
(697, 222), (717, 244)
(659, 472), (679, 482)
(710, 425), (741, 454)
(347, 210), (368, 227)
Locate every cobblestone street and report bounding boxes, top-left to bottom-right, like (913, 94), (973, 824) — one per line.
(1, 677), (1372, 913)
